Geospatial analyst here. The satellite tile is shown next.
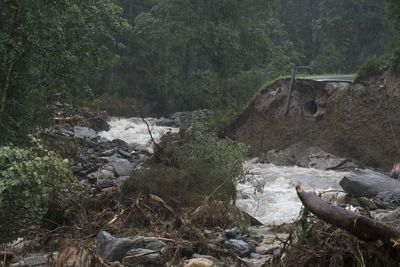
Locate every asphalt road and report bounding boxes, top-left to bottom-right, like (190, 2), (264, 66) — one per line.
(297, 74), (356, 83)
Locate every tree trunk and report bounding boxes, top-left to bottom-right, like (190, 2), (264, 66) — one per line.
(296, 186), (400, 250)
(0, 62), (14, 122)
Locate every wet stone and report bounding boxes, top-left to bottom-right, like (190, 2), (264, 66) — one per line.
(224, 227), (241, 239)
(183, 258), (216, 267)
(95, 230), (145, 262)
(109, 158), (136, 176)
(73, 126), (98, 140)
(222, 239), (250, 257)
(118, 149), (132, 158)
(87, 169), (115, 182)
(144, 240), (166, 250)
(123, 248), (162, 267)
(100, 149), (115, 157)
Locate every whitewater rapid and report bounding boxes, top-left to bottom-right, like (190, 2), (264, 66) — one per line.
(99, 117), (179, 153)
(236, 161), (348, 226)
(99, 117), (347, 226)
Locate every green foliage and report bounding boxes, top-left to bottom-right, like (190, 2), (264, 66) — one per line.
(0, 0), (131, 143)
(97, 0), (294, 114)
(356, 56), (389, 81)
(123, 124), (249, 206)
(0, 146), (72, 210)
(273, 0), (393, 74)
(313, 0), (391, 73)
(0, 141), (93, 243)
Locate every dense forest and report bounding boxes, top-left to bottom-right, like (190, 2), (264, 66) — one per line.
(1, 0), (400, 144)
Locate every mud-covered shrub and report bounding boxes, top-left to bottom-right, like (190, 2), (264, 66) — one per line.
(0, 144), (77, 242)
(122, 124), (248, 207)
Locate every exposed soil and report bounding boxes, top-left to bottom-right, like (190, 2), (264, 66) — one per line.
(229, 73), (400, 170)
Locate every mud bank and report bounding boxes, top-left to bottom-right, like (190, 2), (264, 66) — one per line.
(229, 74), (400, 170)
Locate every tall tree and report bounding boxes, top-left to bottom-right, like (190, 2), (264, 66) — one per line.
(98, 0), (295, 113)
(0, 0), (130, 142)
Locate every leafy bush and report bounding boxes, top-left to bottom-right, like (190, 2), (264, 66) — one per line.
(0, 143), (77, 242)
(356, 56), (388, 82)
(122, 124), (249, 207)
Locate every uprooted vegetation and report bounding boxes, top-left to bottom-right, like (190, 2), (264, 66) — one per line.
(1, 123), (267, 266)
(123, 124), (250, 207)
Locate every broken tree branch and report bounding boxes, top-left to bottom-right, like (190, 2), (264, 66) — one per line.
(296, 186), (400, 249)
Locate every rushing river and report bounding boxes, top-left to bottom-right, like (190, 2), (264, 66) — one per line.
(99, 117), (348, 226)
(99, 117), (179, 153)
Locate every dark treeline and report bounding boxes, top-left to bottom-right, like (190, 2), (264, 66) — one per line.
(95, 0), (393, 114)
(1, 0), (400, 143)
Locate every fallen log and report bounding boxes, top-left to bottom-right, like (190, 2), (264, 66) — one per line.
(296, 186), (400, 248)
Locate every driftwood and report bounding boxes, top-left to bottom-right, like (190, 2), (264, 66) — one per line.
(296, 186), (400, 248)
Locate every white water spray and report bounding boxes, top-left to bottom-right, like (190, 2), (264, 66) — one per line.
(236, 161), (348, 226)
(99, 117), (179, 152)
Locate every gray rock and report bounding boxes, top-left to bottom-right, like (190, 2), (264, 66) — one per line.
(110, 158), (136, 176)
(11, 252), (58, 267)
(260, 149), (295, 166)
(73, 126), (98, 140)
(100, 149), (115, 157)
(224, 227), (241, 239)
(71, 163), (83, 173)
(95, 230), (145, 261)
(308, 152), (353, 170)
(118, 149), (132, 159)
(51, 129), (74, 137)
(192, 254), (219, 264)
(87, 169), (115, 182)
(123, 248), (162, 267)
(145, 240), (166, 250)
(222, 239), (250, 257)
(116, 176), (129, 189)
(250, 252), (262, 259)
(80, 179), (92, 187)
(182, 258), (216, 267)
(339, 169), (400, 198)
(98, 178), (116, 188)
(375, 190), (400, 205)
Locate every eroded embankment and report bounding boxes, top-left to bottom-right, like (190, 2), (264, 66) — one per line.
(229, 74), (400, 170)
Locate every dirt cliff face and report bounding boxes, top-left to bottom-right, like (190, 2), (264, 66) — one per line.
(229, 74), (400, 170)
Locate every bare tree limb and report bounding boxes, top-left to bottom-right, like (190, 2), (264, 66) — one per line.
(296, 186), (400, 249)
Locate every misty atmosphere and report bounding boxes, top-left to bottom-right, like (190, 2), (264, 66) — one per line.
(1, 0), (400, 266)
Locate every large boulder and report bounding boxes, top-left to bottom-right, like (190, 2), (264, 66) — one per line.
(339, 169), (400, 198)
(73, 126), (98, 140)
(222, 239), (251, 257)
(109, 158), (136, 176)
(95, 231), (145, 261)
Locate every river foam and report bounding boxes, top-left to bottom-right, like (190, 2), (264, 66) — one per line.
(99, 117), (179, 152)
(236, 161), (348, 226)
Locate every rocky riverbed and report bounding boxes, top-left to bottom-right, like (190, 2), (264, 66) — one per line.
(4, 99), (400, 266)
